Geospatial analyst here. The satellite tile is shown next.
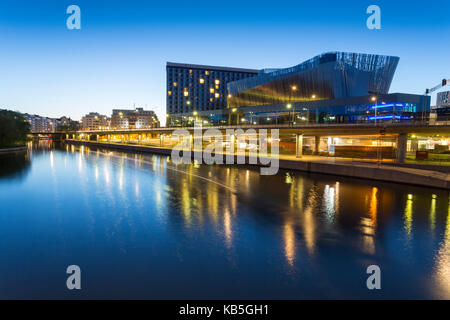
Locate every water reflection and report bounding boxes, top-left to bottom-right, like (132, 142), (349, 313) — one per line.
(404, 194), (414, 239)
(432, 199), (450, 298)
(0, 150), (30, 180)
(0, 141), (449, 299)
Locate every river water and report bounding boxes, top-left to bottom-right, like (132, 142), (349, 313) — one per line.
(0, 141), (449, 299)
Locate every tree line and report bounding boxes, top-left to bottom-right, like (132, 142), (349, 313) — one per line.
(0, 109), (30, 148)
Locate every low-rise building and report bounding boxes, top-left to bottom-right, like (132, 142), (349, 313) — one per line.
(24, 114), (58, 132)
(81, 112), (110, 131)
(111, 107), (159, 129)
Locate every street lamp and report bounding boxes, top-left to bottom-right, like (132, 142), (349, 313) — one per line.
(371, 96), (378, 126)
(287, 104), (292, 125)
(193, 111), (198, 125)
(229, 108), (238, 125)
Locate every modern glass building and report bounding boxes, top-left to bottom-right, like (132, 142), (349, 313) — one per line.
(166, 62), (258, 122)
(227, 52), (400, 108)
(167, 52), (430, 127)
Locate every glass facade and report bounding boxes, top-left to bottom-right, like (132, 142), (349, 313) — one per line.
(227, 52), (400, 109)
(168, 93), (430, 127)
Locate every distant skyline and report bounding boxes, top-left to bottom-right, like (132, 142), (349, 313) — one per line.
(1, 0), (449, 125)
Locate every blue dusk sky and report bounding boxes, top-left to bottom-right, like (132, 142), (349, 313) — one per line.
(0, 0), (449, 125)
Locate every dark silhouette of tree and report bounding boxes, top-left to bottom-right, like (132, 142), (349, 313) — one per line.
(0, 109), (31, 148)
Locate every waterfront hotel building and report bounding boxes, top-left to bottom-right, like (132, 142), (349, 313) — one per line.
(166, 62), (258, 124)
(167, 52), (430, 126)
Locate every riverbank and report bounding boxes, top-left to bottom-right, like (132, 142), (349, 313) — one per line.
(65, 140), (450, 189)
(0, 146), (27, 154)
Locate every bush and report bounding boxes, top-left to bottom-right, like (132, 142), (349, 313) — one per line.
(0, 109), (30, 148)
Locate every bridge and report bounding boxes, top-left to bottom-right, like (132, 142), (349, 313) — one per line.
(30, 122), (446, 164)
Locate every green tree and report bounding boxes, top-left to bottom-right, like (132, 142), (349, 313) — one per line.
(56, 122), (79, 132)
(0, 109), (31, 148)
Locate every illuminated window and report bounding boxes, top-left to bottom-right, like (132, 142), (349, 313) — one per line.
(199, 78), (205, 84)
(168, 91), (172, 96)
(215, 79), (220, 85)
(210, 88), (214, 93)
(186, 101), (191, 105)
(184, 91), (189, 97)
(215, 93), (220, 98)
(189, 69), (193, 74)
(210, 98), (213, 102)
(173, 82), (177, 87)
(205, 71), (210, 75)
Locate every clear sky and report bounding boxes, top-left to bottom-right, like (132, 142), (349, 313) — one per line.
(1, 0), (449, 125)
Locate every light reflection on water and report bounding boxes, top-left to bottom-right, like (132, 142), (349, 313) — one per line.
(0, 141), (449, 299)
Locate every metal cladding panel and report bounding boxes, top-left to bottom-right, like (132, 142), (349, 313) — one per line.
(227, 52), (399, 108)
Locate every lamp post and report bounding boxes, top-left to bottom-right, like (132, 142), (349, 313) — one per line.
(193, 111), (198, 126)
(310, 94), (316, 125)
(230, 108), (237, 125)
(288, 85), (298, 126)
(287, 103), (292, 126)
(371, 96), (378, 126)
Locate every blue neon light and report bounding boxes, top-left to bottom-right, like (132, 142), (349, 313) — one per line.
(368, 115), (407, 120)
(371, 104), (394, 109)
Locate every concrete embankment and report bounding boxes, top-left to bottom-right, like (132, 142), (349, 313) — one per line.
(0, 146), (27, 154)
(65, 140), (450, 190)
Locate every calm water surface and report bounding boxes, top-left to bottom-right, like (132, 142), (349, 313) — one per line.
(0, 142), (449, 299)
